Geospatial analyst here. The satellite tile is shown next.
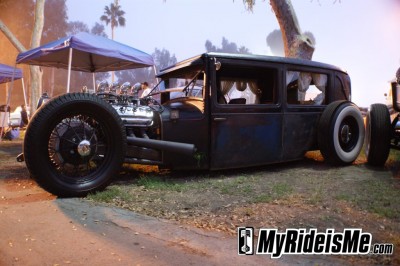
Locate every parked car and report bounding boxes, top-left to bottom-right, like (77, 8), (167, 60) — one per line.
(364, 69), (400, 166)
(20, 53), (365, 196)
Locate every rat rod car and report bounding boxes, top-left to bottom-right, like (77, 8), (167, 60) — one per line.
(21, 53), (365, 196)
(364, 68), (400, 166)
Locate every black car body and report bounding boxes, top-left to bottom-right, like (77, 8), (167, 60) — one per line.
(21, 53), (365, 196)
(157, 53), (356, 170)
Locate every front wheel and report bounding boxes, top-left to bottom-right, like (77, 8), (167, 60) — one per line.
(24, 93), (126, 197)
(318, 101), (365, 165)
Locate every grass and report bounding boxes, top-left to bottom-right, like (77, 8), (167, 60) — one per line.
(87, 185), (131, 203)
(254, 182), (293, 203)
(136, 175), (188, 192)
(338, 179), (400, 219)
(87, 150), (400, 221)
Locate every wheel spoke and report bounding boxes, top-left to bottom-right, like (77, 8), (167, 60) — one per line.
(46, 114), (107, 180)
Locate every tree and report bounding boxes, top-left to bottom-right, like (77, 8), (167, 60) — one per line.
(41, 0), (69, 98)
(244, 0), (315, 59)
(0, 0), (33, 108)
(30, 0), (45, 112)
(0, 0), (45, 112)
(100, 0), (126, 82)
(100, 0), (126, 40)
(115, 48), (177, 87)
(152, 48), (177, 71)
(42, 0), (68, 43)
(0, 0), (69, 111)
(67, 21), (90, 35)
(205, 37), (251, 54)
(115, 68), (154, 87)
(267, 29), (316, 57)
(91, 22), (108, 38)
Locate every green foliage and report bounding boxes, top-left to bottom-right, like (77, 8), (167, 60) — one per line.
(254, 182), (293, 203)
(243, 0), (256, 11)
(88, 152), (400, 221)
(100, 0), (126, 32)
(137, 176), (187, 192)
(336, 179), (400, 219)
(87, 186), (130, 203)
(205, 37), (251, 54)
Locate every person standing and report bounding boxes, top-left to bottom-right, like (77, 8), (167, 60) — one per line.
(140, 82), (151, 98)
(20, 104), (29, 128)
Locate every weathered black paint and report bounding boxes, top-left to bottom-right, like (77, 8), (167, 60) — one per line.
(155, 53), (350, 170)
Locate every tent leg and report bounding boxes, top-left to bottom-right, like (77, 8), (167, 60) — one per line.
(92, 73), (95, 92)
(67, 48), (73, 93)
(22, 78), (27, 107)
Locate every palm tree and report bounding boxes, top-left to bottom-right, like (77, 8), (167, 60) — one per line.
(100, 0), (126, 40)
(100, 0), (126, 81)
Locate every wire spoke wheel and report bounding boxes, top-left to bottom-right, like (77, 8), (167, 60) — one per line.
(24, 93), (126, 197)
(48, 115), (107, 182)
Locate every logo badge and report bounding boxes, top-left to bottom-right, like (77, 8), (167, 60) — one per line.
(238, 227), (254, 255)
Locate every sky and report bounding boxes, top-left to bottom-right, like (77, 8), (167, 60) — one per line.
(66, 0), (400, 107)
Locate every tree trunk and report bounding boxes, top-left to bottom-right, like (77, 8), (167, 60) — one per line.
(0, 0), (45, 113)
(270, 0), (315, 59)
(0, 19), (26, 52)
(30, 0), (45, 113)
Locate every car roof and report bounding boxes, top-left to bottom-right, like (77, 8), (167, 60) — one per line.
(158, 52), (348, 77)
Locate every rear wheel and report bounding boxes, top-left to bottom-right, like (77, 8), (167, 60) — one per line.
(24, 93), (126, 197)
(318, 101), (365, 165)
(365, 103), (391, 167)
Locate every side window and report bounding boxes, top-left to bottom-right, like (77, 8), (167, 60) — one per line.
(286, 71), (328, 105)
(219, 78), (261, 104)
(217, 67), (277, 105)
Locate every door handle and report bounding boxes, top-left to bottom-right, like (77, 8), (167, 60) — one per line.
(213, 117), (227, 122)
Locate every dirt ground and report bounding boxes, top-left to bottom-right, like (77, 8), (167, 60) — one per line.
(1, 137), (400, 265)
(95, 154), (400, 265)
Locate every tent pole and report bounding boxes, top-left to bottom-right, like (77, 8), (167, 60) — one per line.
(67, 48), (73, 93)
(153, 65), (159, 85)
(22, 78), (27, 107)
(92, 73), (95, 92)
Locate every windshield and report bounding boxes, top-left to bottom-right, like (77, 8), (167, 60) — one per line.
(159, 70), (205, 100)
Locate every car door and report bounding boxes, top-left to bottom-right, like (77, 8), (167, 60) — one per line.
(282, 67), (331, 160)
(209, 60), (284, 169)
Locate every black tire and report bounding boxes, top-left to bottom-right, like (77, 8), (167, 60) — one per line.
(318, 101), (365, 165)
(24, 93), (126, 197)
(364, 103), (391, 167)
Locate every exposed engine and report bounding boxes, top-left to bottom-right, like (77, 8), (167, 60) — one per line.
(95, 80), (163, 163)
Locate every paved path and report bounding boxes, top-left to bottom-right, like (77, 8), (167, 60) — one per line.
(0, 175), (276, 266)
(0, 141), (343, 265)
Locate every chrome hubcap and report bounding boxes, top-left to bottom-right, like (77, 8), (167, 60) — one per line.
(77, 140), (91, 157)
(340, 125), (351, 144)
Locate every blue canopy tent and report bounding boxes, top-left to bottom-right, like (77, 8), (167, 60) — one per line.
(1, 63), (26, 114)
(0, 63), (24, 140)
(0, 63), (23, 84)
(16, 32), (154, 92)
